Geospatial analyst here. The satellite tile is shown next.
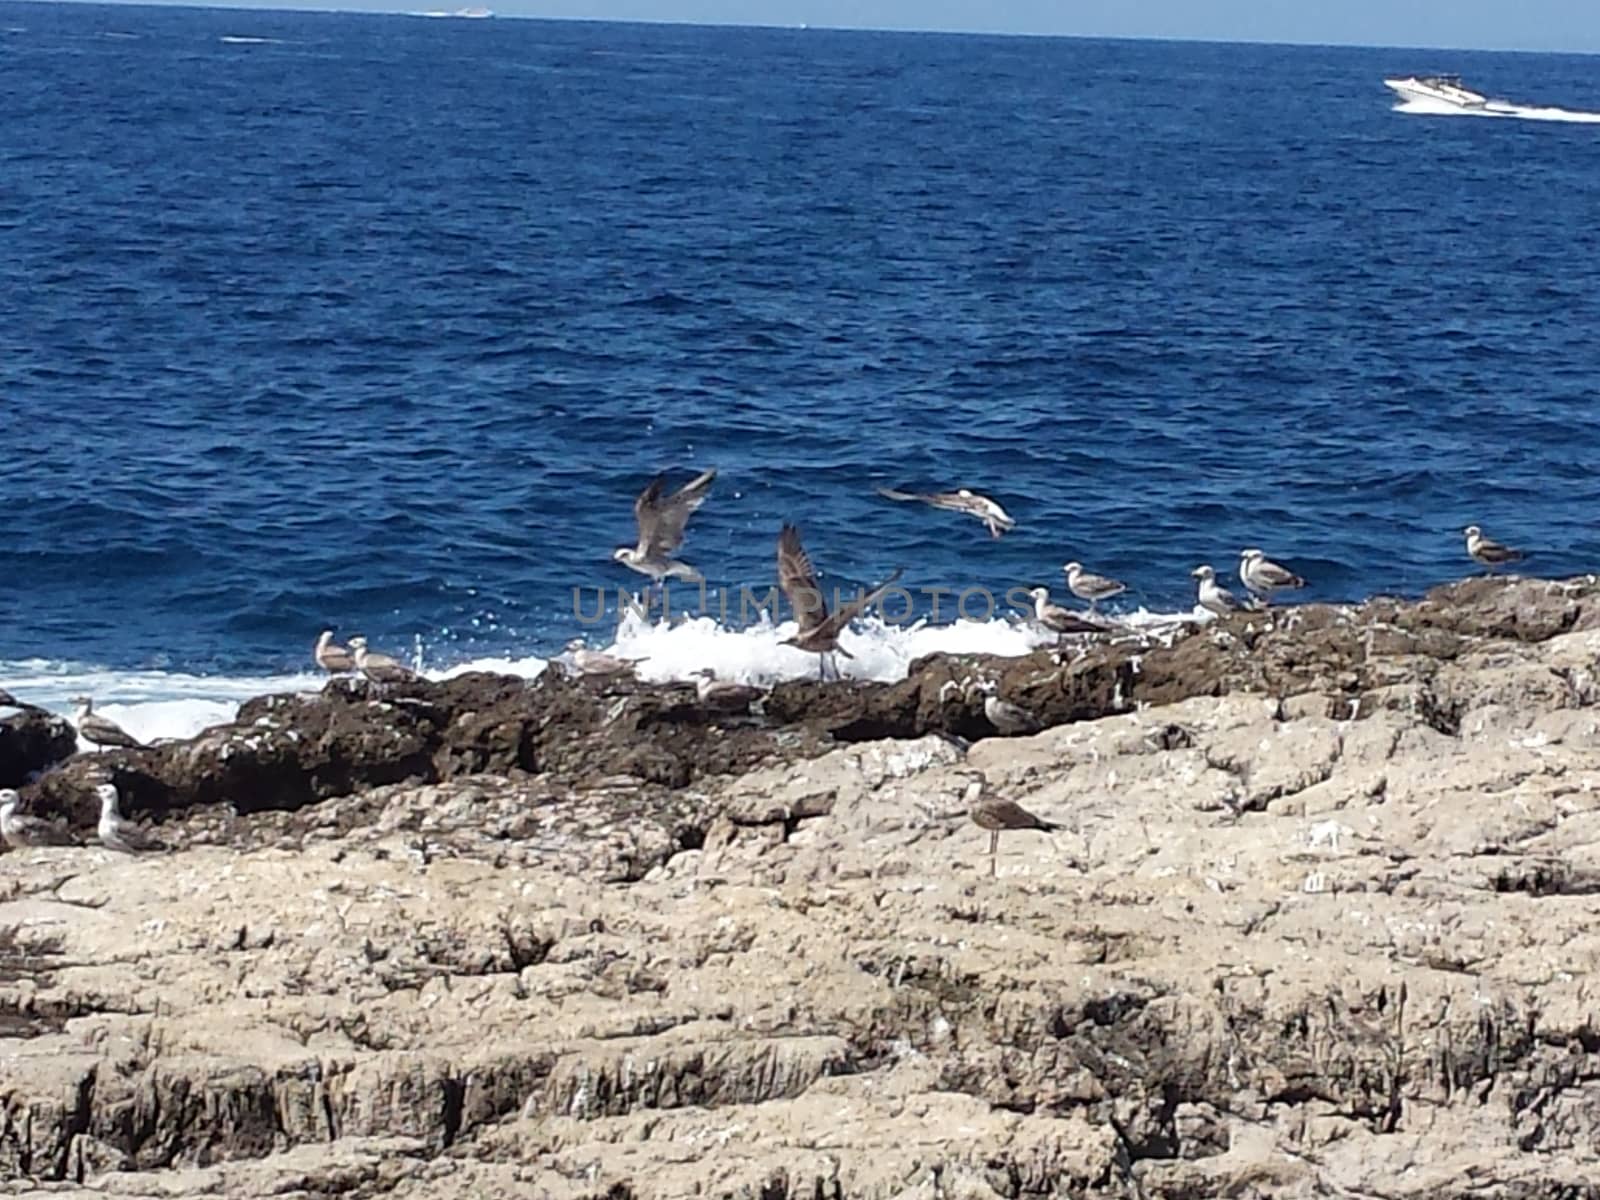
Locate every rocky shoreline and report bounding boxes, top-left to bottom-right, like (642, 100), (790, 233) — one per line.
(4, 575), (1600, 1196)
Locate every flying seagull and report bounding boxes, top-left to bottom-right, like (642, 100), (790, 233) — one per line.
(72, 696), (143, 751)
(1063, 561), (1126, 612)
(1025, 587), (1104, 637)
(1191, 565), (1247, 617)
(1239, 548), (1307, 603)
(95, 783), (166, 854)
(875, 487), (1016, 538)
(563, 638), (645, 678)
(348, 637), (418, 685)
(692, 668), (765, 712)
(613, 468), (717, 589)
(0, 789), (79, 849)
(1463, 525), (1523, 574)
(777, 524), (903, 681)
(314, 630), (355, 674)
(965, 777), (1059, 877)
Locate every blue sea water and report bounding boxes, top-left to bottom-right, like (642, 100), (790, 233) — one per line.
(4, 2), (1600, 709)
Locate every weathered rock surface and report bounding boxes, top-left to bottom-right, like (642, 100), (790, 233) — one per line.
(0, 709), (77, 792)
(3, 577), (1600, 1195)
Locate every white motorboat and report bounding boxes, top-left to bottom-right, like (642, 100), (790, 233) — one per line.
(1383, 74), (1489, 109)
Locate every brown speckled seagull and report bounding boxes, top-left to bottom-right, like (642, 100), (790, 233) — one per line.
(777, 524), (903, 682)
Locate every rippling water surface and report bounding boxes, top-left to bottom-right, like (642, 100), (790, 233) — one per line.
(5, 3), (1600, 694)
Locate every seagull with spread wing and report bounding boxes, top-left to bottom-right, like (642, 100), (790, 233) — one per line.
(613, 468), (717, 591)
(875, 486), (1016, 538)
(777, 524), (903, 681)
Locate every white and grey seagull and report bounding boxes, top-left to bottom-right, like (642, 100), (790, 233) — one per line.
(1025, 587), (1103, 636)
(777, 523), (903, 681)
(1239, 548), (1307, 603)
(875, 487), (1016, 538)
(348, 637), (418, 685)
(1191, 564), (1247, 617)
(562, 639), (645, 678)
(1463, 525), (1524, 574)
(613, 468), (717, 590)
(971, 681), (1042, 736)
(0, 789), (79, 849)
(692, 668), (765, 712)
(95, 783), (165, 854)
(314, 630), (355, 675)
(1063, 561), (1127, 612)
(72, 696), (143, 751)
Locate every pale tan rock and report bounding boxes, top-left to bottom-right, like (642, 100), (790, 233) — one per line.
(6, 609), (1600, 1195)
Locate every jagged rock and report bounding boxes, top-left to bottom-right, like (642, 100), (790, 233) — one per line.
(0, 708), (77, 790)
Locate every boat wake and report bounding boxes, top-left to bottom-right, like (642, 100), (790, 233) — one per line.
(1, 606), (1207, 746)
(1395, 98), (1600, 124)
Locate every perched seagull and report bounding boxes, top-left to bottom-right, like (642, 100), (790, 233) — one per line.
(1191, 564), (1246, 617)
(1463, 525), (1524, 574)
(1025, 587), (1103, 636)
(965, 777), (1060, 877)
(875, 487), (1016, 538)
(314, 630), (355, 674)
(613, 468), (717, 589)
(974, 682), (1042, 736)
(777, 524), (903, 681)
(1063, 561), (1127, 612)
(0, 789), (79, 849)
(348, 637), (418, 685)
(95, 783), (165, 854)
(1239, 548), (1307, 603)
(692, 668), (765, 712)
(72, 696), (143, 751)
(563, 639), (644, 678)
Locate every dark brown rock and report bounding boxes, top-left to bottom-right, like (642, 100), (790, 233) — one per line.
(0, 708), (78, 788)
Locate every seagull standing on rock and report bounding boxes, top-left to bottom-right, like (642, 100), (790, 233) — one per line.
(563, 639), (644, 678)
(1063, 562), (1127, 613)
(72, 697), (143, 751)
(95, 783), (166, 854)
(1463, 525), (1524, 574)
(1191, 565), (1247, 616)
(613, 468), (717, 592)
(1239, 548), (1307, 604)
(964, 776), (1060, 877)
(692, 669), (765, 712)
(0, 789), (79, 849)
(348, 637), (418, 685)
(314, 631), (355, 674)
(1025, 587), (1104, 636)
(974, 682), (1042, 736)
(875, 487), (1016, 538)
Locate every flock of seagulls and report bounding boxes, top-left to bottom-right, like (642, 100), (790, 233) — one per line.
(0, 465), (1538, 876)
(0, 783), (162, 854)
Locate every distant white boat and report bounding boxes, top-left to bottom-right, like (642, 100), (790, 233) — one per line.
(1383, 74), (1500, 111)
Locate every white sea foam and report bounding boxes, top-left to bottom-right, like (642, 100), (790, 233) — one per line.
(1, 605), (1209, 745)
(219, 35), (285, 45)
(1395, 98), (1600, 124)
